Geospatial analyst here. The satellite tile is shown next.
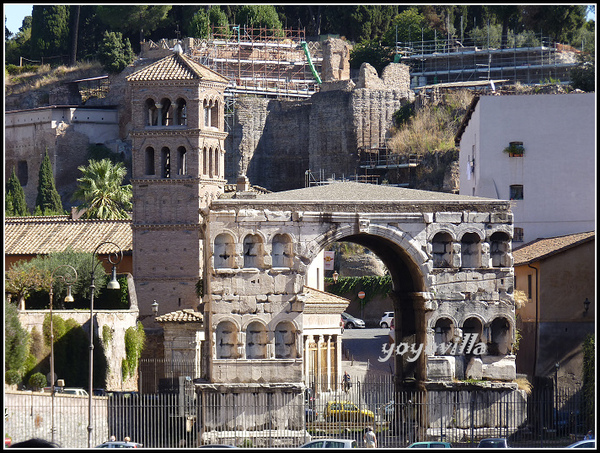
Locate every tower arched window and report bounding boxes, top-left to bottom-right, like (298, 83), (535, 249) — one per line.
(243, 234), (264, 269)
(159, 98), (172, 126)
(461, 232), (481, 268)
(211, 100), (219, 130)
(272, 234), (293, 268)
(432, 232), (453, 268)
(145, 99), (158, 126)
(161, 147), (171, 178)
(145, 147), (155, 175)
(174, 98), (187, 126)
(208, 147), (214, 178)
(214, 148), (220, 178)
(202, 147), (208, 176)
(177, 146), (187, 176)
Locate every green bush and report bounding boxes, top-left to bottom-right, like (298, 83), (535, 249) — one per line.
(5, 369), (22, 386)
(28, 372), (47, 390)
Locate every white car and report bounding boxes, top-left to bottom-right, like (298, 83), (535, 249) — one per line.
(379, 311), (394, 328)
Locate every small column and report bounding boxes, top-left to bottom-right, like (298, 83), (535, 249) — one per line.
(326, 335), (332, 391)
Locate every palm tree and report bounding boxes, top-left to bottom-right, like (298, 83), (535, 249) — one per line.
(72, 159), (132, 220)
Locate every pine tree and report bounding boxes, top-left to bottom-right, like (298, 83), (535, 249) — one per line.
(5, 167), (29, 216)
(35, 151), (64, 215)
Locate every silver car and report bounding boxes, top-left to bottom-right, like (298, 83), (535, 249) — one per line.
(341, 312), (365, 329)
(300, 438), (357, 448)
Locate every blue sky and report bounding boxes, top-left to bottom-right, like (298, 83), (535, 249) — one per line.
(3, 4), (596, 37)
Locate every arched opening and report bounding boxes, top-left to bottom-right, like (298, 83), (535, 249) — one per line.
(272, 234), (293, 268)
(434, 318), (455, 355)
(211, 100), (219, 129)
(144, 147), (155, 175)
(321, 232), (427, 388)
(462, 317), (484, 347)
(177, 146), (187, 176)
(243, 234), (264, 269)
(489, 317), (512, 356)
(275, 321), (297, 359)
(159, 98), (172, 126)
(246, 321), (268, 359)
(208, 146), (213, 178)
(161, 147), (171, 178)
(145, 99), (158, 126)
(432, 232), (453, 268)
(490, 231), (510, 268)
(461, 232), (481, 268)
(174, 98), (187, 126)
(216, 321), (239, 359)
(214, 233), (235, 269)
(214, 148), (220, 178)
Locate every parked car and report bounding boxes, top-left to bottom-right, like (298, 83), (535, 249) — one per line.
(566, 439), (595, 448)
(300, 439), (357, 448)
(477, 438), (510, 448)
(95, 440), (143, 448)
(60, 388), (89, 397)
(341, 312), (365, 329)
(379, 312), (394, 328)
(408, 441), (452, 448)
(325, 401), (374, 422)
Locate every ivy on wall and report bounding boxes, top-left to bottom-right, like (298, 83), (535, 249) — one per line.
(325, 275), (392, 305)
(122, 322), (146, 381)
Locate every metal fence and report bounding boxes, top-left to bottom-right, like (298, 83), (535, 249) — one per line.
(5, 362), (592, 448)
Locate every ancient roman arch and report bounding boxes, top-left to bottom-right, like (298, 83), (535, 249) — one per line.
(203, 182), (517, 388)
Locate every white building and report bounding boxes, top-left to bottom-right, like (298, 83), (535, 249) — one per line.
(457, 93), (596, 245)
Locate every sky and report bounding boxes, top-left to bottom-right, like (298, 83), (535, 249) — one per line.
(3, 4), (597, 37)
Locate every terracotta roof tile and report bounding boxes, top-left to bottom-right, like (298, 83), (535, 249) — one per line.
(127, 52), (229, 83)
(156, 309), (203, 323)
(303, 286), (350, 314)
(513, 231), (594, 265)
(4, 216), (132, 255)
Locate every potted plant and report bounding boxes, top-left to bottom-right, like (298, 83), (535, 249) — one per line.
(503, 142), (524, 157)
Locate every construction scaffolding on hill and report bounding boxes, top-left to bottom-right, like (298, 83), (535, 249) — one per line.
(189, 26), (322, 99)
(398, 34), (581, 89)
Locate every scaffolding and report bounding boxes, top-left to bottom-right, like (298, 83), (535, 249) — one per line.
(398, 35), (580, 89)
(189, 25), (322, 99)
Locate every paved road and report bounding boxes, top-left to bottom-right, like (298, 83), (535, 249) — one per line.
(342, 327), (394, 373)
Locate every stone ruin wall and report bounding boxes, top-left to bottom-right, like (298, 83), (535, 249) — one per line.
(229, 61), (415, 191)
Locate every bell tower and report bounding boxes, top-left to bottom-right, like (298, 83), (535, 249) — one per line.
(127, 48), (229, 320)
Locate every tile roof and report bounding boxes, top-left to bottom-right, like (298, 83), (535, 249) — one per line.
(126, 52), (229, 83)
(156, 309), (203, 323)
(513, 231), (595, 265)
(4, 216), (132, 255)
(303, 286), (350, 314)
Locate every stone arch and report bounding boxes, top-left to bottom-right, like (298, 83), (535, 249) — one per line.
(245, 320), (268, 359)
(461, 316), (485, 350)
(161, 146), (171, 178)
(159, 97), (172, 126)
(431, 231), (454, 268)
(177, 146), (187, 176)
(431, 316), (456, 355)
(308, 222), (430, 386)
(144, 146), (155, 175)
(216, 320), (240, 359)
(274, 320), (298, 359)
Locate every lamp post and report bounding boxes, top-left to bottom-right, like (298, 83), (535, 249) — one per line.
(48, 265), (78, 445)
(88, 241), (122, 448)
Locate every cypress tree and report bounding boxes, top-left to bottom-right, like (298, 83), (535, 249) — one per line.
(5, 167), (29, 216)
(35, 151), (64, 215)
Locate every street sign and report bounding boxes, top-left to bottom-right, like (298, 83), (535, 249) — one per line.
(358, 291), (365, 299)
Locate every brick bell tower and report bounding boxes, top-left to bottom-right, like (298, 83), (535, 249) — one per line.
(127, 46), (229, 322)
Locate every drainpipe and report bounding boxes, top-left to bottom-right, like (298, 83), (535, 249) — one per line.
(527, 263), (539, 378)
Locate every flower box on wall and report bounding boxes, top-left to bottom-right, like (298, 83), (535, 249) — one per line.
(503, 141), (524, 157)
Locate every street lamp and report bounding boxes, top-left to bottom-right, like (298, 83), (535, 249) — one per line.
(332, 270), (339, 284)
(48, 265), (78, 445)
(88, 241), (122, 448)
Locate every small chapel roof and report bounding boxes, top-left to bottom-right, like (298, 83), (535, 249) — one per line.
(126, 51), (229, 83)
(156, 309), (204, 323)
